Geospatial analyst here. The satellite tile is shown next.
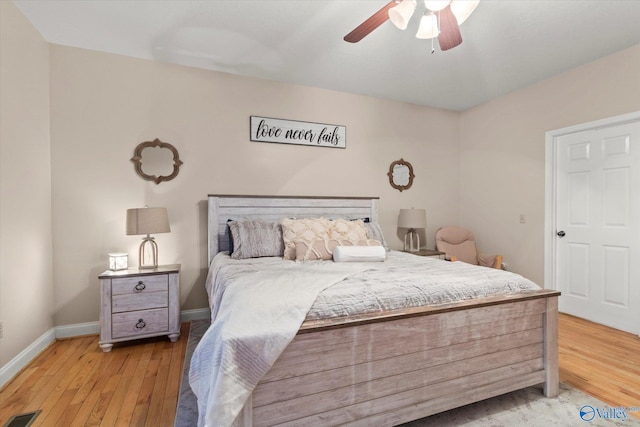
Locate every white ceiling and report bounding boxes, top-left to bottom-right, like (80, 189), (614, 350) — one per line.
(13, 0), (640, 111)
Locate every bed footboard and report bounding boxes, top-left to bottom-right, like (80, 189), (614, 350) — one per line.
(250, 290), (559, 426)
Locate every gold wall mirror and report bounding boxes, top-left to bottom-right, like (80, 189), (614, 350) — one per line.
(131, 138), (183, 184)
(387, 158), (415, 192)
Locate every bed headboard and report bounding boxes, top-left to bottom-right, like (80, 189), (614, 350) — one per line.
(208, 194), (379, 264)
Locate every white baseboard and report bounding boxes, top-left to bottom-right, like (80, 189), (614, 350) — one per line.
(0, 308), (211, 389)
(0, 328), (55, 389)
(55, 321), (100, 339)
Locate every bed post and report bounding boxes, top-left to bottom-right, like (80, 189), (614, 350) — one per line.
(208, 195), (219, 264)
(543, 295), (559, 397)
(370, 198), (379, 224)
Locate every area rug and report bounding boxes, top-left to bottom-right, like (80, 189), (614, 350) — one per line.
(175, 320), (640, 427)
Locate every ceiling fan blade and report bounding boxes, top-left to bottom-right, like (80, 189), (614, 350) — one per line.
(437, 5), (463, 51)
(344, 1), (397, 43)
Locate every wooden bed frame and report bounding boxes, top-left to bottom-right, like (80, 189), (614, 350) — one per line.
(207, 194), (560, 426)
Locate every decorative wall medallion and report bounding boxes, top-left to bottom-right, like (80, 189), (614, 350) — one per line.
(388, 158), (415, 192)
(131, 138), (183, 184)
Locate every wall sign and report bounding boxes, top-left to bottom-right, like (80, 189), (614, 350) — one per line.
(250, 116), (346, 149)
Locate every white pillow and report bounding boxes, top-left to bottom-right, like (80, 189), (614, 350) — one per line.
(333, 245), (386, 262)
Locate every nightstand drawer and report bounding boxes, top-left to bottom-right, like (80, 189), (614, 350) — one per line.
(112, 308), (168, 338)
(112, 275), (168, 295)
(112, 291), (168, 313)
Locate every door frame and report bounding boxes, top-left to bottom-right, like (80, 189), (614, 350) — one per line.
(544, 111), (640, 291)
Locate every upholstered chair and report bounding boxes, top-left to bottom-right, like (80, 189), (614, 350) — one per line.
(435, 226), (503, 269)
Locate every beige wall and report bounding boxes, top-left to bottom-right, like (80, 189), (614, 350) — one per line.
(459, 44), (640, 285)
(49, 45), (460, 325)
(4, 0), (639, 370)
(0, 1), (53, 365)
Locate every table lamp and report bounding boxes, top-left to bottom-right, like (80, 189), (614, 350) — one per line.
(126, 207), (170, 269)
(398, 208), (426, 252)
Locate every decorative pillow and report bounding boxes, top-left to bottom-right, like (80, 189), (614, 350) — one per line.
(333, 245), (386, 262)
(281, 217), (332, 260)
(228, 220), (284, 259)
(329, 219), (368, 243)
(364, 222), (390, 252)
(295, 238), (382, 261)
(226, 219), (234, 255)
(295, 239), (348, 261)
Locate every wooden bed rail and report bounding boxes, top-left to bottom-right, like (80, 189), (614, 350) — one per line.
(299, 289), (560, 333)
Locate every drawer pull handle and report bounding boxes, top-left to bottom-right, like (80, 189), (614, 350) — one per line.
(134, 281), (146, 291)
(136, 319), (146, 329)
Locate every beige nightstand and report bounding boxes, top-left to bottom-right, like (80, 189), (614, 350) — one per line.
(407, 249), (446, 260)
(98, 264), (180, 352)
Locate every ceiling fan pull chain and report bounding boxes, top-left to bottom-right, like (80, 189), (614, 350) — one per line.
(431, 37), (435, 54)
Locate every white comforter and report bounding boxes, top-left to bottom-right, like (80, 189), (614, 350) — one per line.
(190, 251), (540, 427)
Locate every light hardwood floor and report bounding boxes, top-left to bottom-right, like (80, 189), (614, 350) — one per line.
(0, 322), (189, 427)
(1, 314), (638, 426)
(559, 313), (640, 417)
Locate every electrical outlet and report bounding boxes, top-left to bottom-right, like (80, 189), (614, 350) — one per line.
(519, 214), (526, 224)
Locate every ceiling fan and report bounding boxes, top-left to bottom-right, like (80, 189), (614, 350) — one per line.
(344, 0), (479, 51)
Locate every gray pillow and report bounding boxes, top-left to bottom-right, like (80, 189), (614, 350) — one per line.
(365, 222), (390, 252)
(228, 220), (284, 259)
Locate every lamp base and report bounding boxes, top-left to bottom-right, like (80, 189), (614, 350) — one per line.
(138, 236), (159, 269)
(404, 229), (420, 252)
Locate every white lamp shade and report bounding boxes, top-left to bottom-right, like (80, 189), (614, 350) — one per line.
(450, 0), (479, 25)
(398, 208), (427, 229)
(416, 13), (439, 39)
(126, 207), (171, 235)
(424, 0), (451, 12)
(389, 0), (417, 30)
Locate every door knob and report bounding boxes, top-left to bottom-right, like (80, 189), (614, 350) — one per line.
(557, 231), (566, 237)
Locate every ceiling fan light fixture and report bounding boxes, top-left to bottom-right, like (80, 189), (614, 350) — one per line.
(424, 0), (450, 12)
(344, 0), (478, 51)
(416, 13), (439, 39)
(389, 0), (417, 30)
(450, 0), (480, 25)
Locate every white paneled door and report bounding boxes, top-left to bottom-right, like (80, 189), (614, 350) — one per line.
(553, 119), (640, 335)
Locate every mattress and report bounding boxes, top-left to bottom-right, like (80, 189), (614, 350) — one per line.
(206, 250), (540, 322)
